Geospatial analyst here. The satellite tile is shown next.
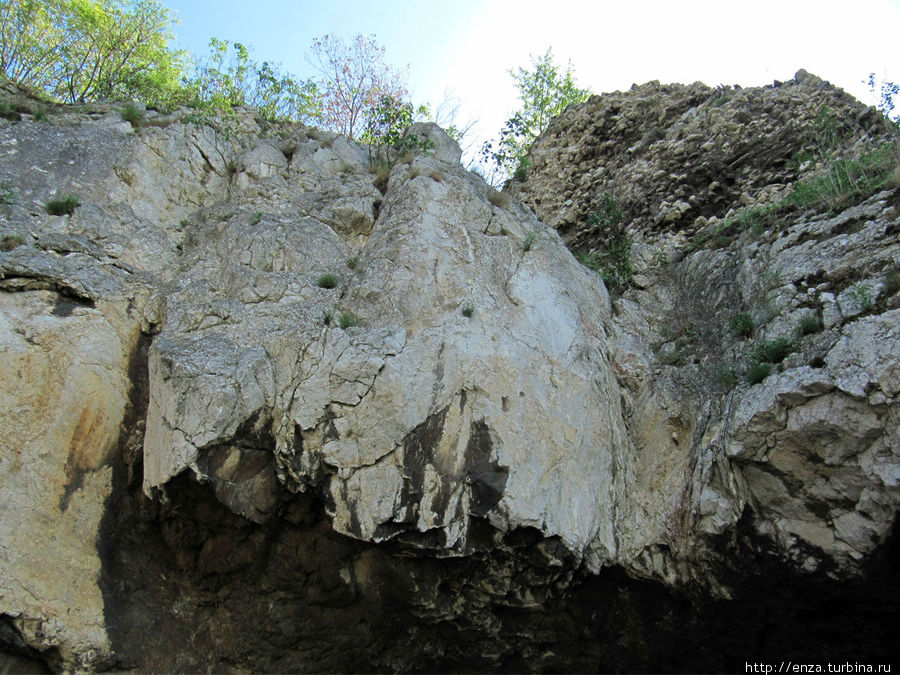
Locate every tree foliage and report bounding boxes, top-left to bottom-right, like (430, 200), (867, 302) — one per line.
(186, 38), (319, 123)
(867, 73), (899, 123)
(361, 93), (433, 163)
(58, 0), (182, 104)
(1, 5), (466, 149)
(309, 33), (408, 139)
(482, 48), (591, 182)
(0, 0), (69, 92)
(0, 0), (185, 106)
(0, 1), (321, 122)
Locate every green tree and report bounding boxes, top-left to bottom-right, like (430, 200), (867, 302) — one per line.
(251, 60), (320, 123)
(186, 38), (320, 123)
(0, 0), (70, 92)
(361, 93), (432, 163)
(309, 33), (408, 139)
(0, 0), (185, 107)
(55, 0), (183, 104)
(482, 48), (591, 182)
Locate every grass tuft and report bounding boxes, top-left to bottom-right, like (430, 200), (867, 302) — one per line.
(523, 231), (536, 252)
(657, 348), (685, 367)
(1, 234), (26, 251)
(317, 273), (339, 289)
(369, 156), (392, 194)
(797, 314), (823, 336)
(46, 194), (79, 216)
(848, 282), (874, 311)
(121, 103), (144, 124)
(338, 311), (359, 329)
(752, 337), (793, 364)
(785, 143), (896, 213)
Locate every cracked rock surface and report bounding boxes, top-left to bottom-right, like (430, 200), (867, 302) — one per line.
(142, 121), (624, 569)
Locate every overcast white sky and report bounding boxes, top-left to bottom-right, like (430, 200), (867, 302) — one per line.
(165, 0), (900, 162)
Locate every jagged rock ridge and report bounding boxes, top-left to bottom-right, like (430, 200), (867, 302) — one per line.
(0, 72), (898, 672)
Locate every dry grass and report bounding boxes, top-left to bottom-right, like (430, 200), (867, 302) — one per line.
(488, 189), (509, 208)
(370, 163), (391, 194)
(1, 234), (26, 251)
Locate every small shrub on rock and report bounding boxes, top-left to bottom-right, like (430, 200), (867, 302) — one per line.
(797, 314), (823, 336)
(883, 268), (900, 296)
(461, 302), (475, 318)
(575, 238), (632, 290)
(46, 194), (79, 216)
(728, 312), (754, 338)
(752, 337), (793, 364)
(585, 193), (624, 237)
(513, 158), (530, 182)
(713, 364), (738, 389)
(523, 231), (536, 252)
(317, 273), (339, 289)
(746, 362), (771, 385)
(121, 103), (144, 124)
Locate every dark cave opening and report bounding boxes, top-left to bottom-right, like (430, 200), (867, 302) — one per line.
(87, 449), (900, 674)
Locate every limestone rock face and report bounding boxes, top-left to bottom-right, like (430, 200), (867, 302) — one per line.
(515, 70), (896, 252)
(0, 290), (139, 669)
(1, 79), (898, 671)
(509, 70), (900, 591)
(603, 190), (900, 589)
(141, 120), (623, 568)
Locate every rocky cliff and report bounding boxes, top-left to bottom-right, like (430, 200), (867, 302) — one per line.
(1, 72), (898, 672)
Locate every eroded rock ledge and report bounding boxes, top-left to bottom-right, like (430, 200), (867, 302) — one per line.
(0, 75), (898, 672)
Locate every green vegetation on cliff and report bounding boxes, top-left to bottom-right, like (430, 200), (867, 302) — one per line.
(481, 48), (591, 183)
